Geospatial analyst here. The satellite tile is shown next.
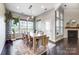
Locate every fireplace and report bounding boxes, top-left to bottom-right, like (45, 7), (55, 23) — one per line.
(68, 30), (78, 43)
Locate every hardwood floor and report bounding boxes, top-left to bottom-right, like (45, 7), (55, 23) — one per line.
(48, 38), (79, 55)
(2, 38), (79, 55)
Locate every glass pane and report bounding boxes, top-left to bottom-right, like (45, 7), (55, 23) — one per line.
(56, 19), (60, 27)
(28, 22), (33, 32)
(28, 22), (33, 26)
(60, 20), (64, 35)
(60, 20), (63, 27)
(60, 27), (63, 34)
(60, 13), (63, 19)
(20, 20), (27, 33)
(20, 21), (27, 27)
(56, 11), (59, 18)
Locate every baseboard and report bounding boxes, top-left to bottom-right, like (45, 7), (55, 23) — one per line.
(49, 38), (64, 44)
(48, 40), (55, 44)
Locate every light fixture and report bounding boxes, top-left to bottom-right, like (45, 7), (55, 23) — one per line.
(16, 6), (20, 9)
(41, 5), (47, 11)
(64, 4), (67, 7)
(28, 5), (32, 9)
(41, 5), (45, 9)
(28, 5), (34, 19)
(29, 5), (34, 19)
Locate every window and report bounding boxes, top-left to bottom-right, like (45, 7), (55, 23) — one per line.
(10, 20), (34, 34)
(20, 20), (27, 33)
(55, 10), (64, 36)
(60, 19), (63, 35)
(27, 22), (33, 32)
(56, 19), (60, 35)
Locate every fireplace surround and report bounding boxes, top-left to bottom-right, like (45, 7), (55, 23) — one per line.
(68, 30), (78, 43)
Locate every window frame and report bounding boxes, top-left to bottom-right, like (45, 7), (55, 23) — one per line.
(55, 10), (64, 38)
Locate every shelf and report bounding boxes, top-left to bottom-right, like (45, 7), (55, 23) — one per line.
(65, 27), (79, 29)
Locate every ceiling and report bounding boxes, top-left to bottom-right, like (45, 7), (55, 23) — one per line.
(63, 3), (79, 10)
(4, 3), (60, 16)
(63, 3), (79, 20)
(63, 3), (79, 15)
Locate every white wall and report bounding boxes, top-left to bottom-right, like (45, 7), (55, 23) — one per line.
(0, 3), (5, 54)
(36, 9), (56, 42)
(64, 8), (79, 38)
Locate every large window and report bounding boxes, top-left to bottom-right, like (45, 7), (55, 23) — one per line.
(11, 20), (34, 34)
(27, 21), (33, 32)
(55, 10), (64, 37)
(20, 20), (27, 33)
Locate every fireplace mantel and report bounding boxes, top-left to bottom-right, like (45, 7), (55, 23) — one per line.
(64, 27), (79, 39)
(65, 27), (79, 29)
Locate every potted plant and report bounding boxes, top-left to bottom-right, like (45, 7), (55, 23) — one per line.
(5, 11), (12, 23)
(13, 17), (20, 25)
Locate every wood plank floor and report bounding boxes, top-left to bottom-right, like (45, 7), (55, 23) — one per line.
(2, 38), (79, 55)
